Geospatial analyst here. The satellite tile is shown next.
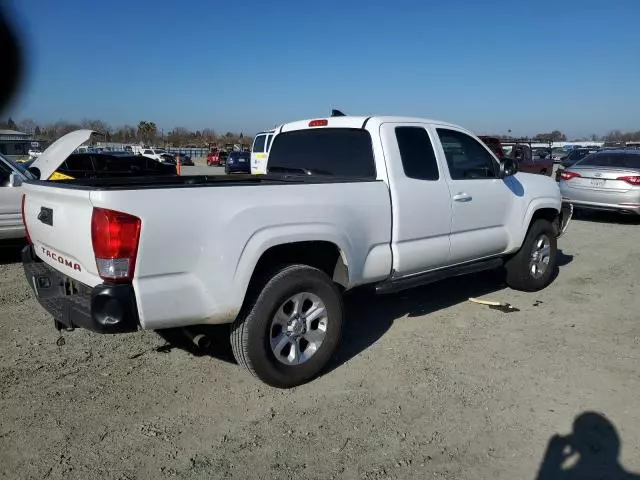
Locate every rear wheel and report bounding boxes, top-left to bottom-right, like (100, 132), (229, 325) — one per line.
(504, 219), (557, 292)
(231, 265), (343, 388)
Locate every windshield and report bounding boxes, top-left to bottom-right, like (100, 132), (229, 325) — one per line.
(577, 153), (640, 169)
(0, 154), (35, 179)
(13, 161), (35, 179)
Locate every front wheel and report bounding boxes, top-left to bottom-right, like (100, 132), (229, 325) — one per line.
(504, 219), (558, 292)
(231, 265), (343, 388)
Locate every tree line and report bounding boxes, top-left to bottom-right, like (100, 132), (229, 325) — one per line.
(0, 117), (253, 147)
(3, 117), (640, 145)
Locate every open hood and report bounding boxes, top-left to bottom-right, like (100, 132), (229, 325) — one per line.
(29, 129), (95, 180)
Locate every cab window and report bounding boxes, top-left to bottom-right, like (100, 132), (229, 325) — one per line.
(437, 129), (498, 180)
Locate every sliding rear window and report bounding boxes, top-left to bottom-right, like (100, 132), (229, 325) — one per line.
(268, 128), (376, 178)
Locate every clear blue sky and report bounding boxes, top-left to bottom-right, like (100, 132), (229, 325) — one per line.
(6, 0), (640, 137)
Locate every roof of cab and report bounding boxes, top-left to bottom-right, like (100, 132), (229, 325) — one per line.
(255, 129), (276, 135)
(278, 115), (461, 133)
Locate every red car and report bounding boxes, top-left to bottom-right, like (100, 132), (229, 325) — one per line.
(480, 137), (553, 177)
(478, 136), (505, 159)
(502, 143), (554, 177)
(207, 149), (227, 166)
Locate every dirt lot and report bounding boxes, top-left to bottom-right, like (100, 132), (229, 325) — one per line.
(1, 211), (640, 480)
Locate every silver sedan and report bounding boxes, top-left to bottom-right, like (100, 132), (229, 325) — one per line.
(559, 150), (640, 215)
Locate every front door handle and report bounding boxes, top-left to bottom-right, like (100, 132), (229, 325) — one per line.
(453, 193), (472, 202)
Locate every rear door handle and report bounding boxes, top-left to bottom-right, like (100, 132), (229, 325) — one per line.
(453, 193), (472, 202)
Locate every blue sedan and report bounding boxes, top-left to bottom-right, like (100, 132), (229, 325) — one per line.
(225, 151), (251, 174)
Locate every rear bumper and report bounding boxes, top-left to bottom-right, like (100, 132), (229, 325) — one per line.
(564, 200), (640, 215)
(560, 183), (640, 214)
(226, 164), (250, 173)
(22, 245), (139, 333)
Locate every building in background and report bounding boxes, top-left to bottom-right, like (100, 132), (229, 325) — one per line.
(0, 129), (33, 159)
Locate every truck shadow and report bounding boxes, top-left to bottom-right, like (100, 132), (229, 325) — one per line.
(155, 324), (235, 363)
(326, 269), (508, 374)
(573, 209), (640, 225)
(327, 251), (573, 375)
(0, 239), (26, 265)
(154, 250), (574, 374)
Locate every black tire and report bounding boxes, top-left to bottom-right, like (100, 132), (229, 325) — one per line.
(504, 219), (558, 292)
(230, 264), (343, 388)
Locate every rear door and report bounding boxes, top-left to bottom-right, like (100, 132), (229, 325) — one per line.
(380, 122), (452, 276)
(434, 127), (512, 264)
(251, 134), (267, 174)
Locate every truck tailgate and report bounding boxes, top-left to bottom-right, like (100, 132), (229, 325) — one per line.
(23, 183), (102, 287)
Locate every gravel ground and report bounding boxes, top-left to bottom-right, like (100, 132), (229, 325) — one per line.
(1, 211), (640, 480)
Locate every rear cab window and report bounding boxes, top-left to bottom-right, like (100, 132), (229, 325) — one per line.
(395, 126), (439, 181)
(268, 128), (376, 178)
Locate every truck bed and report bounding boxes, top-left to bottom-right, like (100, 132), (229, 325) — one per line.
(22, 176), (393, 330)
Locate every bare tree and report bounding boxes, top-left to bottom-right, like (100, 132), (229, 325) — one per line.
(18, 118), (37, 134)
(167, 127), (191, 146)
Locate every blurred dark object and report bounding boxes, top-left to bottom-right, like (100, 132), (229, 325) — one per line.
(0, 4), (23, 113)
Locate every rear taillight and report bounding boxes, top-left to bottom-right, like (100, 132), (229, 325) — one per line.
(560, 171), (581, 181)
(21, 194), (31, 244)
(91, 208), (141, 283)
(617, 175), (640, 186)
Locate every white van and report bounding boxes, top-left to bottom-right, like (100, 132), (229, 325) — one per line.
(250, 129), (275, 175)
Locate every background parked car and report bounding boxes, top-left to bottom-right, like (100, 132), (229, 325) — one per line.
(225, 151), (250, 174)
(173, 152), (194, 166)
(551, 147), (569, 163)
(559, 149), (640, 215)
(560, 148), (595, 168)
(478, 136), (505, 159)
(502, 143), (554, 176)
(0, 153), (34, 240)
(24, 152), (177, 179)
(207, 149), (228, 166)
(140, 148), (168, 162)
(251, 129), (276, 174)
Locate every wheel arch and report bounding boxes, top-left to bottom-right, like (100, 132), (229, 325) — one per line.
(233, 226), (354, 310)
(513, 199), (561, 250)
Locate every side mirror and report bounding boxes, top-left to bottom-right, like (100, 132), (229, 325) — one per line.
(500, 158), (518, 178)
(8, 173), (23, 187)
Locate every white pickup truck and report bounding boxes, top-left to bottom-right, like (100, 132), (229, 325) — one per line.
(21, 117), (572, 388)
